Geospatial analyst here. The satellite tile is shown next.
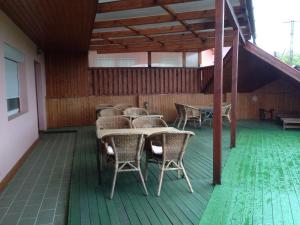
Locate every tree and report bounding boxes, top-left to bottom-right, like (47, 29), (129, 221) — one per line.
(277, 52), (300, 66)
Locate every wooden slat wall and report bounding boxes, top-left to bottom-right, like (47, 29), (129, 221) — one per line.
(139, 94), (213, 122)
(46, 94), (213, 128)
(88, 67), (214, 95)
(47, 96), (138, 128)
(46, 53), (90, 97)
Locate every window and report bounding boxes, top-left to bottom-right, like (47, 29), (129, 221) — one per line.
(5, 58), (20, 116)
(186, 52), (199, 67)
(151, 52), (182, 67)
(91, 52), (148, 67)
(4, 43), (25, 118)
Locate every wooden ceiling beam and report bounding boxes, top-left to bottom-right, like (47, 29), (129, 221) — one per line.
(90, 29), (250, 46)
(92, 19), (247, 39)
(93, 40), (233, 53)
(94, 7), (243, 29)
(225, 0), (245, 44)
(90, 36), (233, 53)
(96, 0), (199, 13)
(160, 5), (205, 42)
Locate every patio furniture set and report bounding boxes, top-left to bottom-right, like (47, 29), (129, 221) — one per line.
(174, 103), (232, 130)
(95, 104), (194, 199)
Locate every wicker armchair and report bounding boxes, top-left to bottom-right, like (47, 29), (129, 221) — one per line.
(104, 133), (148, 199)
(174, 103), (182, 127)
(114, 104), (132, 111)
(132, 116), (168, 128)
(181, 105), (202, 130)
(95, 104), (113, 119)
(100, 108), (123, 117)
(222, 104), (231, 124)
(145, 131), (195, 196)
(123, 107), (149, 117)
(96, 116), (131, 129)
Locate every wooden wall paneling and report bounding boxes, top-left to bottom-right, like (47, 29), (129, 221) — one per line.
(108, 69), (113, 95)
(46, 53), (89, 98)
(151, 69), (155, 94)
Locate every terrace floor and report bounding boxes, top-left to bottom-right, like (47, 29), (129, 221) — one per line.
(1, 121), (300, 225)
(68, 124), (231, 225)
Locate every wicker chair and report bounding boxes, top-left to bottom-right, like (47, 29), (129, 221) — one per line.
(96, 116), (131, 129)
(104, 133), (148, 199)
(123, 107), (149, 117)
(181, 105), (202, 130)
(96, 116), (132, 181)
(145, 131), (195, 196)
(100, 108), (123, 117)
(95, 104), (113, 119)
(174, 103), (183, 127)
(132, 116), (168, 128)
(222, 104), (232, 124)
(114, 104), (132, 111)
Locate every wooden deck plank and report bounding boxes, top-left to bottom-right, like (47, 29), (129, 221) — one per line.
(66, 122), (300, 225)
(199, 124), (300, 225)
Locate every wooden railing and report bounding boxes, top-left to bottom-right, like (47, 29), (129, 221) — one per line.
(88, 66), (214, 96)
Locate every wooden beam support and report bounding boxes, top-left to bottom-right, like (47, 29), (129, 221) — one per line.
(94, 7), (244, 28)
(91, 38), (233, 53)
(213, 0), (225, 185)
(96, 0), (198, 13)
(160, 5), (206, 42)
(91, 30), (250, 46)
(182, 52), (186, 67)
(198, 51), (202, 67)
(92, 19), (247, 39)
(148, 52), (152, 67)
(230, 29), (239, 148)
(225, 0), (245, 44)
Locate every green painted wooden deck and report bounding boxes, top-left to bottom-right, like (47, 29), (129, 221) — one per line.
(68, 124), (232, 225)
(68, 121), (300, 225)
(199, 122), (300, 225)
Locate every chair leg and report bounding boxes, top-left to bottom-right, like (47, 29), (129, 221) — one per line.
(96, 139), (101, 184)
(177, 170), (182, 179)
(110, 166), (118, 199)
(144, 153), (149, 182)
(138, 169), (148, 196)
(173, 116), (178, 126)
(181, 165), (193, 193)
(182, 118), (187, 130)
(177, 117), (182, 128)
(157, 167), (165, 196)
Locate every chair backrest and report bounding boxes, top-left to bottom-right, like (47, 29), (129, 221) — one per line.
(114, 104), (132, 111)
(222, 104), (231, 116)
(183, 105), (200, 118)
(100, 108), (123, 117)
(149, 131), (194, 161)
(96, 116), (131, 129)
(174, 103), (181, 115)
(123, 107), (148, 116)
(107, 133), (145, 162)
(132, 116), (168, 128)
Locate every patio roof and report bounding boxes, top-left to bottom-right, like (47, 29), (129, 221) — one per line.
(90, 0), (253, 53)
(0, 0), (254, 53)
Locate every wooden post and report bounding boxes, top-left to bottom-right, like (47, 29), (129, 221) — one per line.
(148, 52), (152, 67)
(213, 0), (225, 185)
(230, 29), (239, 148)
(198, 51), (202, 67)
(182, 52), (186, 67)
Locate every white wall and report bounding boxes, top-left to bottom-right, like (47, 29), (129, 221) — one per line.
(0, 10), (46, 182)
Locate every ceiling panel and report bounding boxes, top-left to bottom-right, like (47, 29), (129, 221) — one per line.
(0, 0), (97, 52)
